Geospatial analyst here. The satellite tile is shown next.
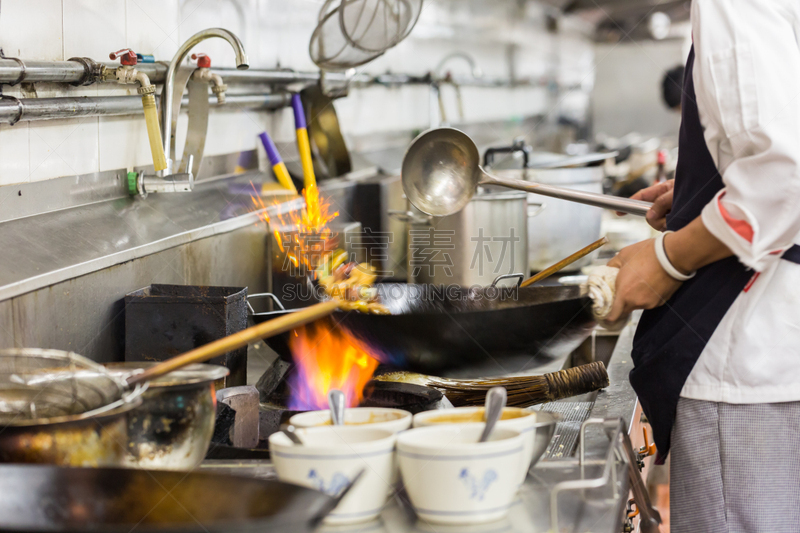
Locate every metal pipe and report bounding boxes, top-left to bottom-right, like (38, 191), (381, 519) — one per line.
(0, 59), (88, 84)
(0, 93), (291, 124)
(160, 29), (248, 172)
(0, 58), (550, 89)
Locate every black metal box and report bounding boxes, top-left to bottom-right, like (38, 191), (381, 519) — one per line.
(124, 284), (248, 386)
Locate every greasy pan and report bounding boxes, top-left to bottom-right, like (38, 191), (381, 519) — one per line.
(0, 464), (340, 533)
(251, 283), (595, 373)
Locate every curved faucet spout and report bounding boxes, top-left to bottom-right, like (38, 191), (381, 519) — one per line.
(160, 28), (249, 173)
(434, 51), (482, 80)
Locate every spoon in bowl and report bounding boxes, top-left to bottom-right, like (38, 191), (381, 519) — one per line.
(281, 424), (304, 445)
(328, 389), (346, 426)
(478, 386), (507, 443)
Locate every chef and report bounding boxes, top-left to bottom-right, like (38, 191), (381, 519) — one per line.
(604, 0), (800, 531)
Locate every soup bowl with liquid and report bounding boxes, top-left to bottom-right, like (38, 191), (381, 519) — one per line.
(413, 407), (545, 485)
(289, 407), (412, 434)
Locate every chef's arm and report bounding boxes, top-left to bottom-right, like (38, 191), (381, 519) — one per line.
(691, 0), (800, 272)
(663, 217), (732, 275)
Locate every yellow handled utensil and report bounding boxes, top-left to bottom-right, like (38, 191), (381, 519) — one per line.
(258, 131), (298, 193)
(292, 94), (317, 190)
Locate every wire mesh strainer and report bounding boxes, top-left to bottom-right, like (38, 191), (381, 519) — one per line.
(0, 348), (144, 425)
(310, 0), (423, 70)
(339, 0), (422, 52)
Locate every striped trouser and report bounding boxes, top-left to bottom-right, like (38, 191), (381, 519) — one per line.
(670, 397), (800, 533)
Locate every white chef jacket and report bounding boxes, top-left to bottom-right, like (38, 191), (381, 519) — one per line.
(680, 0), (800, 404)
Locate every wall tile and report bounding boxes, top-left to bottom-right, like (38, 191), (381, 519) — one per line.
(0, 0), (63, 60)
(0, 0), (595, 188)
(0, 123), (30, 186)
(177, 0), (262, 69)
(29, 118), (100, 181)
(98, 115), (152, 172)
(126, 0), (181, 61)
(63, 0), (126, 59)
(204, 108), (268, 157)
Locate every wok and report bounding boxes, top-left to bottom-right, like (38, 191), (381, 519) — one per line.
(251, 283), (595, 373)
(0, 464), (338, 533)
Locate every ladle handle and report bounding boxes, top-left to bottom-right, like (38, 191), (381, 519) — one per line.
(126, 300), (339, 386)
(483, 171), (652, 216)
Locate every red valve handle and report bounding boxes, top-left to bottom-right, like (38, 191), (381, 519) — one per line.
(110, 48), (137, 66)
(191, 53), (211, 68)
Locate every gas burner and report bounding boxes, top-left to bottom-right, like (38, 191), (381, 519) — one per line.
(253, 360), (443, 439)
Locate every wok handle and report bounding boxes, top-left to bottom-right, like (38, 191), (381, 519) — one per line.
(126, 300), (339, 386)
(521, 237), (609, 288)
(482, 170), (652, 216)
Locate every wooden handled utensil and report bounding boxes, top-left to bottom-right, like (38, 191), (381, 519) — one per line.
(126, 300), (339, 386)
(520, 236), (609, 288)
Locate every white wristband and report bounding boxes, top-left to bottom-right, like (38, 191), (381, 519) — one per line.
(654, 231), (696, 281)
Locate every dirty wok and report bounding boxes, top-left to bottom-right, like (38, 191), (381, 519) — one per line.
(255, 283), (596, 373)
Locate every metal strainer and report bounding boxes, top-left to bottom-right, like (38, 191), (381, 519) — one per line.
(0, 348), (144, 425)
(310, 0), (422, 70)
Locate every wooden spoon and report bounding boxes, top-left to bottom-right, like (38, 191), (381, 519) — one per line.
(520, 236), (609, 288)
(126, 300), (339, 386)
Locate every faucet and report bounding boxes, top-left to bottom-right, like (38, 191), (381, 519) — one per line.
(434, 51), (483, 80)
(108, 49), (168, 173)
(160, 28), (247, 177)
(430, 52), (483, 128)
(127, 29), (248, 195)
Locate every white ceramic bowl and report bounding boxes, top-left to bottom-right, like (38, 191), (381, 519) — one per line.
(397, 424), (524, 524)
(269, 426), (397, 525)
(289, 407), (412, 434)
(413, 407), (538, 485)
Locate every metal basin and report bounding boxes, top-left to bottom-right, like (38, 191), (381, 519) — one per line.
(105, 362), (229, 470)
(0, 402), (140, 467)
(0, 348), (144, 467)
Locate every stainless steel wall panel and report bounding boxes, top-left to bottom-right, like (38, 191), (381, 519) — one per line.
(7, 229), (267, 363)
(0, 300), (14, 348)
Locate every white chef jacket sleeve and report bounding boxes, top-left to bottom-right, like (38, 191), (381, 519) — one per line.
(693, 0), (800, 272)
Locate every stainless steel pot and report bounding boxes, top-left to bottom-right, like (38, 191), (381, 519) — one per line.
(495, 167), (604, 272)
(0, 403), (139, 467)
(0, 348), (144, 467)
(395, 189), (528, 286)
(105, 362), (229, 470)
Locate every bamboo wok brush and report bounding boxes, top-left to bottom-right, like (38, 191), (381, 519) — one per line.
(373, 361), (609, 407)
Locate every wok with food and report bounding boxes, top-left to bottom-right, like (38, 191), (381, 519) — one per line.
(259, 282), (595, 373)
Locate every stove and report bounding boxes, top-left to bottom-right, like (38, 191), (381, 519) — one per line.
(253, 359), (444, 439)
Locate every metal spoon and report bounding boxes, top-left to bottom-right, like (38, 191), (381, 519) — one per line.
(478, 386), (507, 443)
(401, 128), (652, 217)
(281, 424), (304, 445)
(328, 389), (346, 426)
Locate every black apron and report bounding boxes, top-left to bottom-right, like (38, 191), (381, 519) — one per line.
(629, 47), (800, 460)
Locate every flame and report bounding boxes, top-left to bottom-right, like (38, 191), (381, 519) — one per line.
(250, 182), (339, 275)
(250, 180), (375, 410)
(287, 317), (380, 410)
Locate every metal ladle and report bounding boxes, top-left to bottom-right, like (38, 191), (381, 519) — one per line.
(401, 128), (652, 217)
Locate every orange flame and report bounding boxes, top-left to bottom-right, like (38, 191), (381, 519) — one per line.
(250, 182), (339, 275)
(287, 317), (380, 410)
(250, 180), (375, 409)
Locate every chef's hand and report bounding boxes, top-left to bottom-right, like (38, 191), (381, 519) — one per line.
(604, 238), (683, 323)
(616, 179), (674, 231)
